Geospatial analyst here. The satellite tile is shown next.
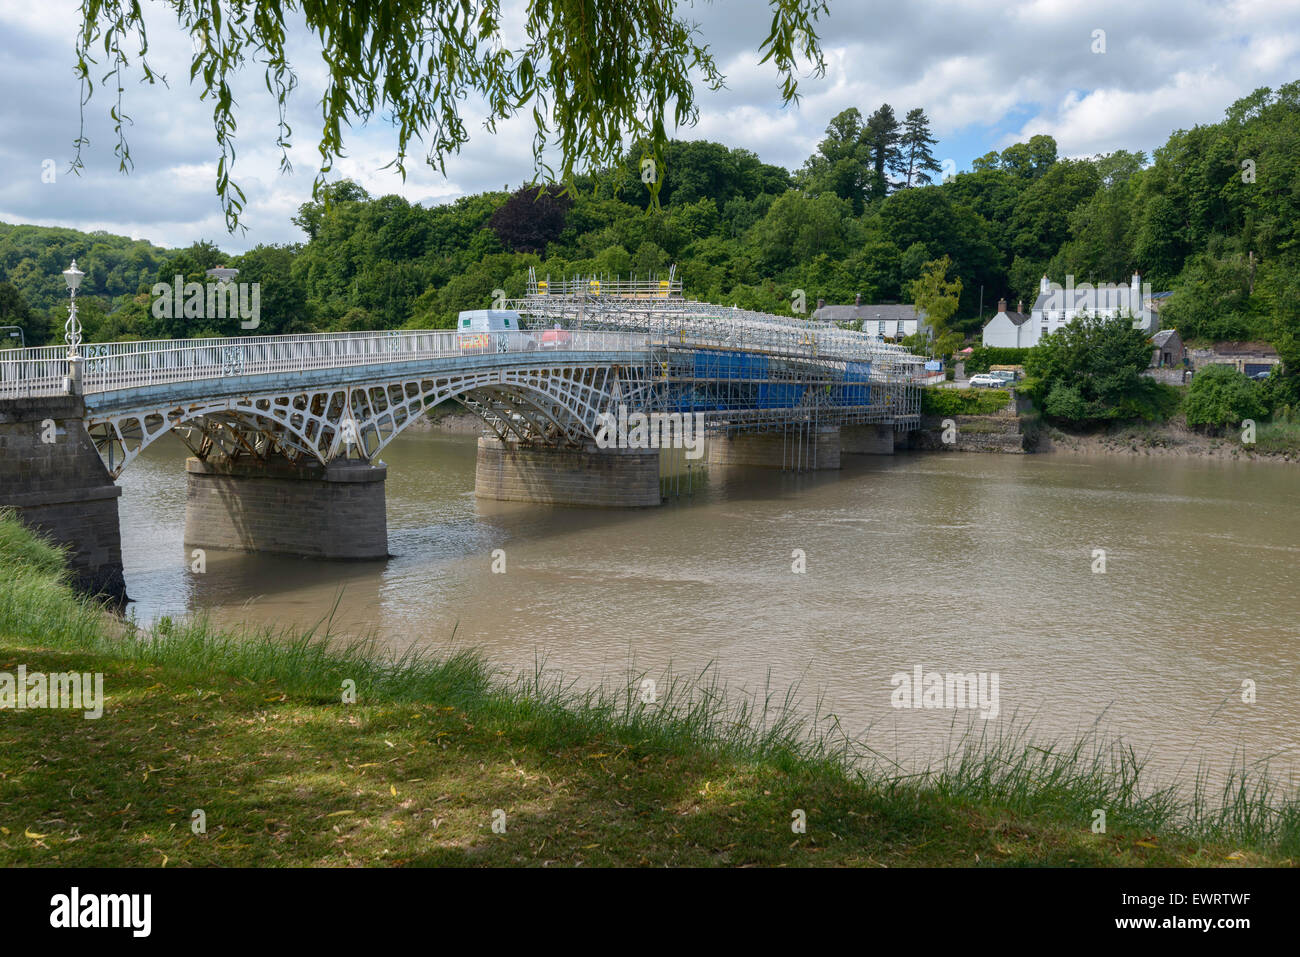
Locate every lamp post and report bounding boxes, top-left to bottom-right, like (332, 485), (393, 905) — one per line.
(63, 260), (84, 394)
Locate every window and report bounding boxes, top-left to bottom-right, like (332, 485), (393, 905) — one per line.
(877, 320), (886, 335)
(896, 320), (906, 337)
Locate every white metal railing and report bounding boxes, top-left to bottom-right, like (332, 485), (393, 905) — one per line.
(0, 329), (650, 399)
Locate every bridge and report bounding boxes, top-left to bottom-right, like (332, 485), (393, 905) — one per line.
(0, 274), (924, 602)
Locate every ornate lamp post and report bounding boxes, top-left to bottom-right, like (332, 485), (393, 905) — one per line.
(63, 260), (85, 394)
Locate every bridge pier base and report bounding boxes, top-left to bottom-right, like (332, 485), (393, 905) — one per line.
(841, 424), (896, 455)
(184, 456), (389, 559)
(0, 396), (126, 603)
(705, 426), (841, 470)
(474, 437), (661, 507)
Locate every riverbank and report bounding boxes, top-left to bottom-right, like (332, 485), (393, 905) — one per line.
(1042, 419), (1300, 463)
(1, 514), (1295, 866)
(409, 403), (485, 434)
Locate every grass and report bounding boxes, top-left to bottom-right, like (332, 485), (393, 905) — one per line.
(0, 512), (1296, 867)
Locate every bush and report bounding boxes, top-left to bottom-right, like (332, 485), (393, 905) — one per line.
(965, 346), (1033, 375)
(1183, 365), (1267, 430)
(921, 387), (1010, 416)
(1023, 315), (1153, 424)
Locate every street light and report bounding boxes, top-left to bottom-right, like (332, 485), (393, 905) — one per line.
(63, 260), (84, 393)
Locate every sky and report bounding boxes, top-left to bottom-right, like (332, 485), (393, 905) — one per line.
(1, 0), (1298, 253)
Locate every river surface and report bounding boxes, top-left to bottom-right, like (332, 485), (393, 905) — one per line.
(116, 431), (1300, 788)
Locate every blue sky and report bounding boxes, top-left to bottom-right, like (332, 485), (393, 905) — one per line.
(1, 0), (1298, 252)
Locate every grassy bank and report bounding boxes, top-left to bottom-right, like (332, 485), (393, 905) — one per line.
(0, 514), (1296, 866)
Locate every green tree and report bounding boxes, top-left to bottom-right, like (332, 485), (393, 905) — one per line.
(864, 104), (904, 202)
(798, 108), (874, 214)
(1183, 364), (1267, 430)
(1023, 315), (1157, 423)
(910, 255), (962, 335)
(898, 108), (942, 187)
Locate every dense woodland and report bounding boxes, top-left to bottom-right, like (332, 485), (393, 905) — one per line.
(2, 84), (1298, 385)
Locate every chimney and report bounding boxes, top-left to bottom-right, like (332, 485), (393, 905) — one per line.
(817, 298), (825, 310)
(854, 293), (862, 306)
(1017, 299), (1023, 313)
(997, 298), (1007, 313)
(1040, 274), (1051, 295)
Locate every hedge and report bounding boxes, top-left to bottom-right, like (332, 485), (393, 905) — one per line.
(920, 387), (1011, 416)
(964, 346), (1033, 375)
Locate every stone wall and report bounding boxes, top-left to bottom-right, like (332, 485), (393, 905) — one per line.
(0, 395), (126, 601)
(475, 437), (661, 507)
(705, 426), (841, 470)
(908, 413), (1029, 453)
(841, 424), (895, 455)
(185, 456), (388, 559)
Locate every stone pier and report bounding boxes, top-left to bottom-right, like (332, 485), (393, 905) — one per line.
(0, 395), (126, 602)
(841, 424), (896, 455)
(474, 436), (661, 507)
(705, 426), (841, 470)
(185, 455), (389, 558)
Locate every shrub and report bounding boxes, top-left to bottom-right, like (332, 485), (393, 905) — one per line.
(1183, 365), (1267, 430)
(921, 387), (1010, 416)
(1023, 315), (1153, 424)
(965, 346), (1033, 375)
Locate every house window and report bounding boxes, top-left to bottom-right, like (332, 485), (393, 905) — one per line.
(896, 320), (905, 337)
(877, 320), (885, 335)
(1041, 325), (1049, 339)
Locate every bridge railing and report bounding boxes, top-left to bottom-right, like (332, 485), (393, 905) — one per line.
(0, 330), (652, 398)
(0, 346), (70, 398)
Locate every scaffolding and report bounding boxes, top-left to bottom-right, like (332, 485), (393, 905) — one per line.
(513, 267), (923, 444)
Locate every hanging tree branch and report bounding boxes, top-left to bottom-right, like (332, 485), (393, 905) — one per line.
(72, 0), (829, 232)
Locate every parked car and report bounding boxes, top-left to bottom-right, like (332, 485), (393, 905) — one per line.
(1250, 369), (1272, 381)
(989, 370), (1018, 385)
(969, 373), (1005, 388)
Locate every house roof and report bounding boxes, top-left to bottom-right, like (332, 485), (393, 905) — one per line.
(1202, 341), (1278, 356)
(1031, 284), (1145, 314)
(812, 303), (927, 324)
(1152, 329), (1179, 347)
(984, 308), (1032, 328)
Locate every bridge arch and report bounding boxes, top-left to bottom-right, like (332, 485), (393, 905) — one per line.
(85, 361), (634, 477)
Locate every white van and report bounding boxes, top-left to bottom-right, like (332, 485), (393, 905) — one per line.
(456, 309), (522, 353)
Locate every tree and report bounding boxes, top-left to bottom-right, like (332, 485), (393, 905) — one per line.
(291, 180), (372, 240)
(910, 255), (962, 335)
(864, 104), (904, 202)
(489, 185), (573, 254)
(73, 0), (830, 230)
(899, 108), (943, 187)
(1183, 365), (1267, 430)
(797, 108), (874, 214)
(0, 282), (35, 345)
(1023, 315), (1156, 423)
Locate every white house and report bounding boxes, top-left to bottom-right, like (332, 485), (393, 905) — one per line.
(811, 295), (931, 340)
(984, 273), (1159, 348)
(980, 298), (1033, 348)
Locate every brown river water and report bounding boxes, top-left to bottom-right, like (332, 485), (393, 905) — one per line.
(116, 431), (1300, 789)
